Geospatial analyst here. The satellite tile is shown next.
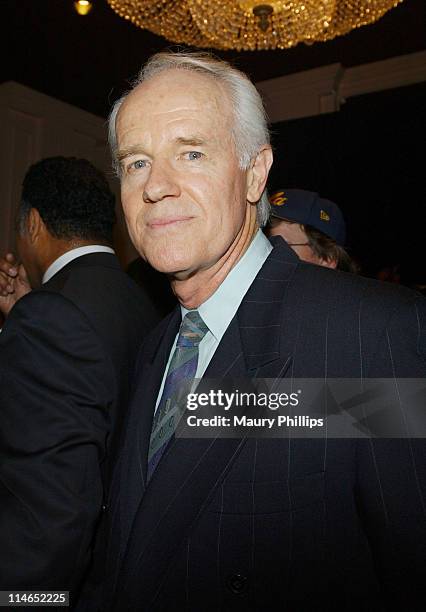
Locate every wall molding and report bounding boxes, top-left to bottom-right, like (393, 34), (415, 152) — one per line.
(256, 50), (426, 123)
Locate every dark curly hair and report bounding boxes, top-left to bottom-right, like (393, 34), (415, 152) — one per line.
(19, 157), (116, 244)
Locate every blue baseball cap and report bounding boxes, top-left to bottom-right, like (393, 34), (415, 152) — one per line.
(269, 188), (346, 246)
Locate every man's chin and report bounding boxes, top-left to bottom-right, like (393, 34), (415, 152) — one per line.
(144, 253), (194, 278)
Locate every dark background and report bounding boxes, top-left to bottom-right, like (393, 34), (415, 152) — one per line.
(269, 82), (426, 276)
(2, 0), (425, 278)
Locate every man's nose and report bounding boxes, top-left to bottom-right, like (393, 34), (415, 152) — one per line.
(142, 161), (180, 203)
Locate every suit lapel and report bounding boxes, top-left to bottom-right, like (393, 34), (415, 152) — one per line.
(113, 239), (299, 608)
(136, 307), (182, 482)
(104, 308), (181, 598)
(237, 238), (298, 377)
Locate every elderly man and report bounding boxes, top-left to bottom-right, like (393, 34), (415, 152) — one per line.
(0, 157), (159, 600)
(93, 53), (426, 611)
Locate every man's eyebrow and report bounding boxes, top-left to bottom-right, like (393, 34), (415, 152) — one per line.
(116, 146), (148, 163)
(174, 136), (206, 146)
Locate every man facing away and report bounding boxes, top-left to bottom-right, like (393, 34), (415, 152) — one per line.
(0, 157), (160, 602)
(86, 53), (426, 611)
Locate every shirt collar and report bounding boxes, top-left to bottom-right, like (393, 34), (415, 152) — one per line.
(42, 245), (115, 284)
(181, 230), (272, 342)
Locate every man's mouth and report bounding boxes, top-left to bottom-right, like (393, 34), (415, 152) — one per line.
(148, 216), (194, 229)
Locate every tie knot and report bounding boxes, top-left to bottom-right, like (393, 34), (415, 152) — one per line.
(177, 310), (209, 347)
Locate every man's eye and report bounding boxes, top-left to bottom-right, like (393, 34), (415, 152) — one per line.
(128, 159), (147, 172)
(186, 151), (203, 161)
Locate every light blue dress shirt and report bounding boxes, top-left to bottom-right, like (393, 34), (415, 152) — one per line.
(155, 230), (272, 412)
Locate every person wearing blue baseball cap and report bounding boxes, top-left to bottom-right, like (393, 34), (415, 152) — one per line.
(266, 188), (358, 273)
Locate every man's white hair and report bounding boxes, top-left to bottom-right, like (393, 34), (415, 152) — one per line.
(108, 52), (271, 227)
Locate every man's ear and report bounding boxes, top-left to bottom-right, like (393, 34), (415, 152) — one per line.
(246, 145), (273, 204)
(27, 208), (44, 243)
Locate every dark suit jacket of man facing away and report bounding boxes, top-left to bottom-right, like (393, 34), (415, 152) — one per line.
(0, 252), (160, 599)
(98, 237), (426, 612)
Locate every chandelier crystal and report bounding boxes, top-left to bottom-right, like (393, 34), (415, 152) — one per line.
(106, 0), (403, 51)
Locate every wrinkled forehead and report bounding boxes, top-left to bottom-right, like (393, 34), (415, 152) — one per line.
(116, 69), (233, 136)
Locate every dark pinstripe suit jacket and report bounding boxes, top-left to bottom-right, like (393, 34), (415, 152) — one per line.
(99, 238), (426, 612)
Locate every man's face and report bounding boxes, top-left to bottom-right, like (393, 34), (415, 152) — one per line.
(116, 69), (258, 278)
(267, 217), (333, 267)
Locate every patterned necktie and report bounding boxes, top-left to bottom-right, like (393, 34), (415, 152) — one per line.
(147, 310), (209, 480)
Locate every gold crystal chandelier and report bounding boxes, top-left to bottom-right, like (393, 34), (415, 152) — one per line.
(106, 0), (403, 51)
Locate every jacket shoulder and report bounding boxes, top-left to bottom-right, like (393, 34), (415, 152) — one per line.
(293, 262), (423, 313)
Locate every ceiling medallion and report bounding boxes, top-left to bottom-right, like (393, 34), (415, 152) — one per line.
(106, 0), (403, 51)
